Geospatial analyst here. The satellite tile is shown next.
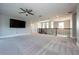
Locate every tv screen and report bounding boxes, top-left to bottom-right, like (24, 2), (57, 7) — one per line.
(10, 19), (26, 28)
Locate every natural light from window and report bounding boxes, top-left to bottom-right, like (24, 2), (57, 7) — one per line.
(46, 22), (49, 28)
(42, 22), (46, 28)
(51, 22), (54, 28)
(37, 22), (41, 28)
(58, 22), (64, 28)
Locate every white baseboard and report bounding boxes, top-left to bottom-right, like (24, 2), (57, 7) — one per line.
(0, 33), (31, 38)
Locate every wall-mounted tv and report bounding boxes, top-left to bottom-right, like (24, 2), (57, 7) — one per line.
(10, 19), (26, 28)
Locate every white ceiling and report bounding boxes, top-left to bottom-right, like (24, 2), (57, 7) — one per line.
(0, 3), (77, 21)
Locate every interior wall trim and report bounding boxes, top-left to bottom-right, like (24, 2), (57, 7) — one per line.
(0, 33), (31, 38)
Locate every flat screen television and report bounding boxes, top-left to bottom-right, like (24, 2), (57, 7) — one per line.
(10, 19), (26, 28)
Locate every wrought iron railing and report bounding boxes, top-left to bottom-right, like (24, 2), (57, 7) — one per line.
(37, 28), (72, 37)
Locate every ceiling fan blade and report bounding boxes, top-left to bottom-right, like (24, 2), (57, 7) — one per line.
(27, 11), (34, 15)
(20, 8), (26, 12)
(19, 12), (25, 14)
(26, 9), (29, 12)
(29, 13), (34, 15)
(19, 8), (34, 16)
(29, 9), (32, 12)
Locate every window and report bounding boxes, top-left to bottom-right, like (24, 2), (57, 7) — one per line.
(41, 22), (49, 28)
(58, 22), (64, 28)
(37, 22), (41, 28)
(51, 22), (54, 28)
(42, 22), (46, 28)
(37, 20), (50, 28)
(46, 22), (49, 28)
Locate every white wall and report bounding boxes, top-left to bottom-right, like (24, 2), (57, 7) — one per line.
(53, 20), (71, 28)
(77, 5), (79, 46)
(0, 14), (31, 37)
(30, 22), (38, 33)
(64, 20), (70, 28)
(0, 15), (2, 36)
(72, 13), (77, 39)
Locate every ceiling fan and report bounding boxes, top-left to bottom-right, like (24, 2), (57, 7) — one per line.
(19, 8), (34, 16)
